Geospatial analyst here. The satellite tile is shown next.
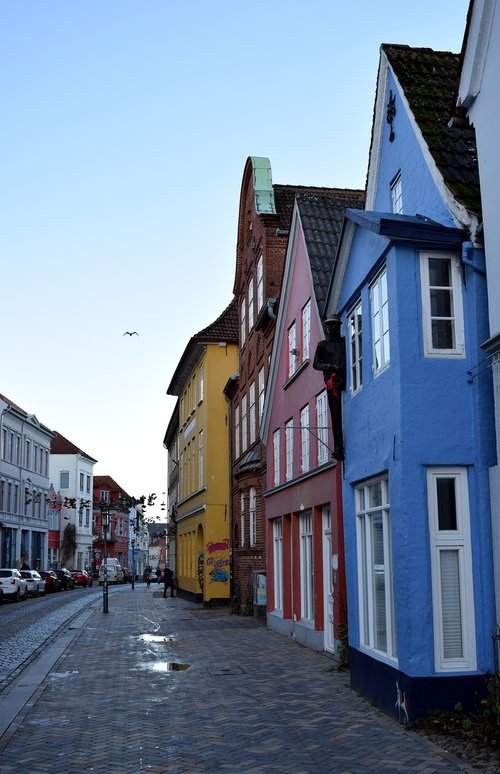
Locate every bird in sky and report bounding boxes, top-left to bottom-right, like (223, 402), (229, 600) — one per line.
(123, 331), (139, 336)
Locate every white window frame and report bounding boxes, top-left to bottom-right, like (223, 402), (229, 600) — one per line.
(302, 299), (311, 361)
(258, 367), (265, 420)
(257, 255), (264, 311)
(249, 381), (256, 445)
(241, 297), (246, 347)
(248, 278), (254, 330)
(371, 267), (390, 374)
(420, 252), (465, 358)
(348, 300), (363, 394)
(199, 364), (204, 402)
(234, 404), (240, 460)
(198, 430), (204, 488)
(241, 394), (248, 453)
(249, 487), (256, 547)
(300, 511), (314, 620)
(285, 419), (293, 481)
(390, 171), (403, 214)
(316, 390), (328, 465)
(288, 322), (298, 377)
(273, 430), (280, 486)
(300, 404), (310, 474)
(240, 492), (245, 547)
(427, 467), (476, 671)
(356, 476), (397, 661)
(273, 519), (283, 610)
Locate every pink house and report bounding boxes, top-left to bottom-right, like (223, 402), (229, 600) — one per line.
(261, 190), (363, 655)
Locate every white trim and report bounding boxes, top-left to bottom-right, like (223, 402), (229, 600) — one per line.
(420, 252), (465, 358)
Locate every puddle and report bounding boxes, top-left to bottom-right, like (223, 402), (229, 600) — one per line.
(139, 634), (176, 644)
(139, 661), (191, 673)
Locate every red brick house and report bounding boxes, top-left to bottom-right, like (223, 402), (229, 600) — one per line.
(92, 475), (131, 570)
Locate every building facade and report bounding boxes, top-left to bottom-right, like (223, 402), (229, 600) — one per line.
(93, 475), (133, 570)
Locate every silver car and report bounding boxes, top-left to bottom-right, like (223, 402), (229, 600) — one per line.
(20, 569), (46, 597)
(0, 568), (28, 602)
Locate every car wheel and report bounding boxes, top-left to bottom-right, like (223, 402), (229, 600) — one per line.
(34, 588), (39, 597)
(13, 589), (20, 602)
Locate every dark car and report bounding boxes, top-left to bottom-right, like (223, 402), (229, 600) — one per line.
(40, 570), (61, 593)
(54, 568), (75, 590)
(71, 569), (92, 587)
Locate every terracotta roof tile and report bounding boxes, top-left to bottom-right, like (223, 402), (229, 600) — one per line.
(50, 431), (98, 462)
(193, 296), (239, 343)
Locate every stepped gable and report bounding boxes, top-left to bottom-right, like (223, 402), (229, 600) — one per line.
(383, 44), (480, 214)
(297, 189), (365, 317)
(51, 430), (97, 462)
(193, 296), (239, 343)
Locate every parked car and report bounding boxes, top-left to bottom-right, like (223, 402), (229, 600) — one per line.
(20, 570), (46, 596)
(54, 568), (75, 590)
(71, 569), (92, 587)
(0, 568), (28, 601)
(40, 570), (61, 593)
(98, 559), (124, 585)
(0, 587), (4, 604)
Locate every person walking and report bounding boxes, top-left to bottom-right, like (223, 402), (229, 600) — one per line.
(163, 565), (175, 598)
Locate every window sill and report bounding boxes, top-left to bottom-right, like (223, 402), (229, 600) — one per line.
(283, 359), (309, 390)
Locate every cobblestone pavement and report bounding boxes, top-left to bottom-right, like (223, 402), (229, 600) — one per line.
(0, 586), (487, 773)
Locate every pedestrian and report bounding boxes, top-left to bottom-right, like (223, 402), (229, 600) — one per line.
(163, 565), (175, 598)
(156, 567), (161, 584)
(144, 565), (151, 588)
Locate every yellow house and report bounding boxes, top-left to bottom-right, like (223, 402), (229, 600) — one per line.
(166, 299), (238, 603)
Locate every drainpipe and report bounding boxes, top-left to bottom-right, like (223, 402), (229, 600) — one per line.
(224, 390), (234, 599)
(461, 240), (486, 276)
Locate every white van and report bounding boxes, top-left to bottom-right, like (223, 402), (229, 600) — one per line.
(98, 558), (124, 585)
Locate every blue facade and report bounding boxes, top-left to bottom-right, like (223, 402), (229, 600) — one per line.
(330, 65), (496, 722)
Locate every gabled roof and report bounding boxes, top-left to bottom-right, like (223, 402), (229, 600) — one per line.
(167, 297), (239, 395)
(296, 190), (365, 318)
(51, 431), (98, 463)
(0, 392), (53, 436)
(381, 44), (481, 216)
(93, 475), (131, 501)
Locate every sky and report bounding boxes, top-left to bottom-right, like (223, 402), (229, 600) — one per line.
(1, 0), (470, 515)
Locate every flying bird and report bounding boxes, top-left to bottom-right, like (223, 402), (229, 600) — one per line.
(123, 331), (139, 336)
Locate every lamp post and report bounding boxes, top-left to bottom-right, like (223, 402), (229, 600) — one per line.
(102, 507), (109, 614)
(131, 538), (135, 590)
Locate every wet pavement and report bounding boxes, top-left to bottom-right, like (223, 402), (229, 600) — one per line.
(0, 585), (482, 773)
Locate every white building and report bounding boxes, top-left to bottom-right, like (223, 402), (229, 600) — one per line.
(49, 431), (97, 570)
(0, 393), (53, 568)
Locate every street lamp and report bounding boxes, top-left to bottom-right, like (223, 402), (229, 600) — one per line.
(131, 538), (135, 590)
(102, 507), (109, 614)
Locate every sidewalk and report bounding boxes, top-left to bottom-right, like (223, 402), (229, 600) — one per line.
(0, 585), (480, 773)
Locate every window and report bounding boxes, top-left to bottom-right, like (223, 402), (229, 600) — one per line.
(258, 367), (265, 419)
(273, 519), (283, 610)
(235, 404), (240, 460)
(240, 492), (245, 547)
(348, 301), (363, 393)
(249, 382), (256, 445)
(199, 430), (204, 488)
(25, 439), (31, 470)
(316, 391), (328, 465)
(356, 476), (397, 659)
(249, 487), (256, 547)
(248, 278), (254, 330)
(302, 300), (311, 361)
(241, 298), (246, 347)
(391, 172), (403, 214)
(300, 512), (314, 620)
(79, 505), (83, 527)
(300, 405), (310, 474)
(86, 475), (91, 493)
(60, 471), (69, 489)
(85, 507), (90, 527)
(80, 472), (84, 491)
(288, 322), (298, 377)
(257, 255), (264, 310)
(241, 395), (248, 453)
(100, 490), (109, 503)
(199, 364), (204, 401)
(273, 430), (280, 486)
(371, 268), (390, 373)
(285, 419), (293, 481)
(0, 480), (3, 510)
(427, 467), (476, 671)
(420, 253), (465, 357)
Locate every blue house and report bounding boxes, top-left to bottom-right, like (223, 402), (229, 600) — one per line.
(326, 45), (496, 722)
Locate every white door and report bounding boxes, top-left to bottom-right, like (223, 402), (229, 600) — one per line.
(323, 506), (335, 653)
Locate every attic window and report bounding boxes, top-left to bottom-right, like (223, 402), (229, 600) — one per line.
(391, 173), (403, 214)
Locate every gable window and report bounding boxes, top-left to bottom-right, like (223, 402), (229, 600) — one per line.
(258, 367), (265, 419)
(390, 172), (403, 214)
(240, 492), (245, 547)
(234, 404), (240, 460)
(420, 253), (465, 357)
(249, 381), (256, 445)
(316, 391), (328, 465)
(300, 511), (314, 620)
(371, 267), (390, 373)
(302, 300), (311, 361)
(100, 489), (109, 503)
(288, 322), (298, 377)
(300, 404), (310, 474)
(273, 519), (283, 610)
(427, 467), (476, 671)
(249, 487), (256, 547)
(348, 301), (363, 393)
(240, 298), (246, 347)
(285, 419), (293, 481)
(248, 278), (255, 330)
(356, 475), (397, 660)
(273, 430), (280, 486)
(257, 255), (264, 311)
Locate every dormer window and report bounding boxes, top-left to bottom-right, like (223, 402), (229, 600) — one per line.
(391, 172), (403, 214)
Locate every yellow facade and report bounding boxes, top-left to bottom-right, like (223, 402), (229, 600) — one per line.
(176, 343), (237, 602)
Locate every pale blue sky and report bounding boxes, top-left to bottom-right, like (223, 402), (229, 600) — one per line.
(0, 0), (470, 509)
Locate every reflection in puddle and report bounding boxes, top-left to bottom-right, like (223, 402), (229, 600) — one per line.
(139, 634), (177, 644)
(139, 662), (191, 673)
